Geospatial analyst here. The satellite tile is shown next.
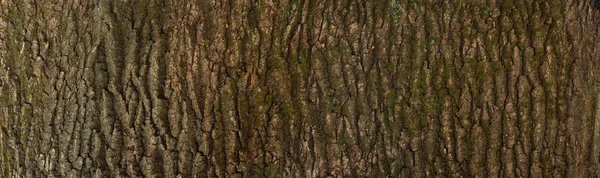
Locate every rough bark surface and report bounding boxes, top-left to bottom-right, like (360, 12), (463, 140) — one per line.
(1, 0), (600, 177)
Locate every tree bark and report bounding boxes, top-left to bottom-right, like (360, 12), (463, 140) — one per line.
(1, 0), (600, 177)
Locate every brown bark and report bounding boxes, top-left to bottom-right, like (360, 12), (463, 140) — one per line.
(1, 0), (600, 177)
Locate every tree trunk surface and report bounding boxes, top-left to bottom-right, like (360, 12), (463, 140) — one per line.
(1, 0), (600, 177)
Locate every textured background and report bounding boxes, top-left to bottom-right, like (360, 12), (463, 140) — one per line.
(1, 0), (600, 177)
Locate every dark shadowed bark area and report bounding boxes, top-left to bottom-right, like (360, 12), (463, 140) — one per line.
(1, 0), (600, 177)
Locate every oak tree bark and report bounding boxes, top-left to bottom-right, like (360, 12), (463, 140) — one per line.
(1, 0), (600, 177)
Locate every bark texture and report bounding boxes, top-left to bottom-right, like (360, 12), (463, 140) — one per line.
(1, 0), (600, 177)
